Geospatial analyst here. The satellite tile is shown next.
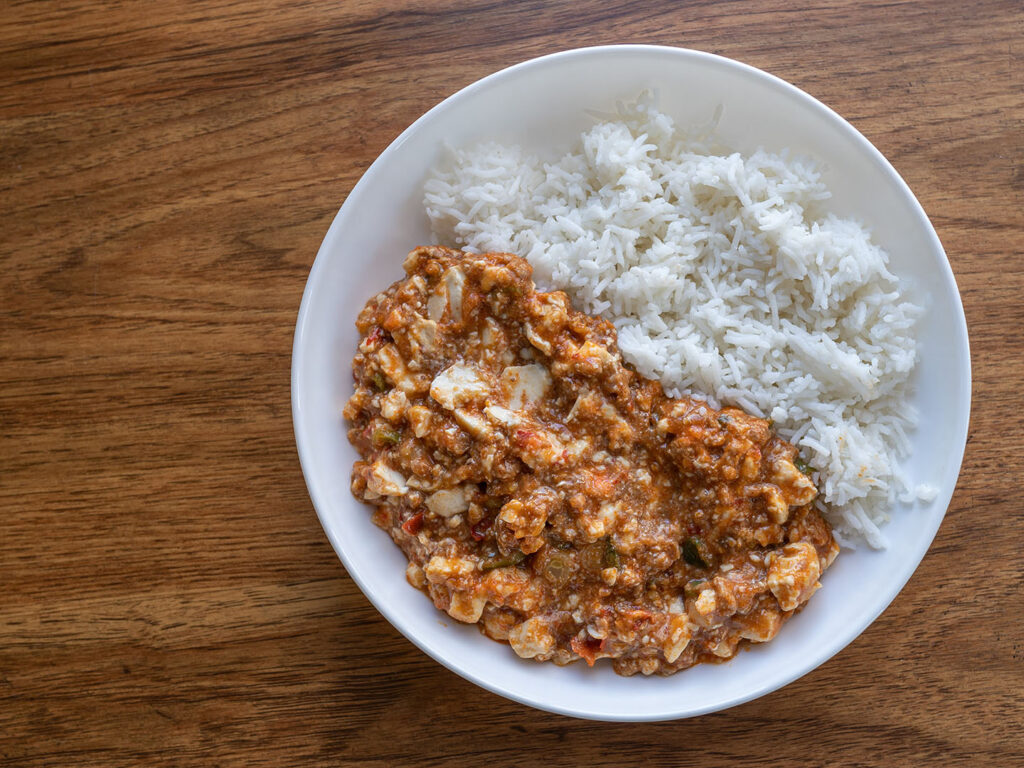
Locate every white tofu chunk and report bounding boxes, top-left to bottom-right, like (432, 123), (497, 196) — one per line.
(376, 344), (413, 391)
(426, 488), (470, 518)
(663, 613), (692, 663)
(407, 317), (438, 354)
(379, 389), (408, 422)
(767, 542), (822, 611)
(426, 266), (468, 324)
(501, 364), (552, 410)
(454, 408), (491, 438)
(524, 322), (552, 355)
(366, 460), (408, 497)
(424, 555), (476, 581)
(508, 617), (556, 659)
(447, 592), (486, 623)
(427, 292), (445, 323)
(484, 405), (521, 428)
(429, 363), (489, 410)
(444, 267), (465, 322)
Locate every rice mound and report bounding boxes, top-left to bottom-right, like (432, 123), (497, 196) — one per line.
(423, 101), (926, 548)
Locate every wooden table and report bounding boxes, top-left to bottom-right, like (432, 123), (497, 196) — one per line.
(3, 1), (1021, 765)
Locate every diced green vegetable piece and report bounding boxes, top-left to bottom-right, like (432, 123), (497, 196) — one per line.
(481, 550), (526, 571)
(602, 539), (621, 568)
(372, 426), (401, 446)
(684, 578), (707, 599)
(371, 372), (388, 391)
(682, 537), (709, 569)
(794, 456), (812, 474)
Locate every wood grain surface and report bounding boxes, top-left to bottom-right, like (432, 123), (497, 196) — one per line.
(2, 1), (1022, 765)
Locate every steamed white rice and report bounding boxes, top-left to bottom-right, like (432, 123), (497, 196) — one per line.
(424, 100), (927, 548)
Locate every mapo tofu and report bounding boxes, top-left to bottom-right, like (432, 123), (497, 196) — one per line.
(344, 246), (838, 675)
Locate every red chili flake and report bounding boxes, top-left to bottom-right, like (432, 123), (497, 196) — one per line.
(470, 517), (493, 541)
(401, 512), (424, 535)
(570, 635), (604, 667)
(364, 327), (389, 349)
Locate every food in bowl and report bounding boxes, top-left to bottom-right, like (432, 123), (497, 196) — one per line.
(345, 246), (838, 675)
(297, 45), (968, 718)
(425, 98), (932, 549)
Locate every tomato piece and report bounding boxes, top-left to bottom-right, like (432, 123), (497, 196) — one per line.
(570, 635), (604, 667)
(401, 512), (424, 535)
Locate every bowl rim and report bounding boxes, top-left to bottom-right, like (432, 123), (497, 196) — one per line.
(291, 44), (972, 721)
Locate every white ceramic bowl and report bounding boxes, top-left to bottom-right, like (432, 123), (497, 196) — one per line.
(292, 45), (970, 721)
